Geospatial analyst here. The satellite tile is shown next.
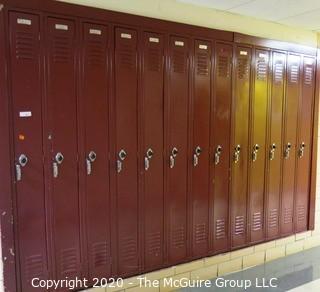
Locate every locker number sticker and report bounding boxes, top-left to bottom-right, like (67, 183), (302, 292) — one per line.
(17, 18), (32, 25)
(175, 41), (184, 47)
(19, 111), (32, 118)
(121, 33), (132, 39)
(55, 24), (69, 31)
(90, 29), (102, 35)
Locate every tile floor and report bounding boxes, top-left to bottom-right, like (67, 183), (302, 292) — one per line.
(180, 246), (320, 291)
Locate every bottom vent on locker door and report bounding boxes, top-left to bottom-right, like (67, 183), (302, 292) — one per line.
(119, 237), (137, 261)
(234, 215), (245, 235)
(91, 241), (109, 268)
(171, 227), (185, 249)
(195, 223), (207, 244)
(146, 231), (161, 256)
(268, 209), (278, 228)
(215, 219), (226, 240)
(297, 205), (306, 222)
(25, 254), (45, 282)
(284, 207), (293, 224)
(252, 212), (262, 231)
(60, 248), (78, 276)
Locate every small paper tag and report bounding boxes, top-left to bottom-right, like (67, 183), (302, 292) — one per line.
(55, 24), (68, 31)
(149, 37), (159, 43)
(17, 18), (31, 25)
(199, 44), (208, 50)
(240, 50), (248, 55)
(19, 111), (32, 118)
(121, 33), (132, 39)
(175, 41), (184, 47)
(89, 29), (102, 35)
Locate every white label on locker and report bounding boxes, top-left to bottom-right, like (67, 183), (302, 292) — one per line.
(175, 41), (184, 47)
(19, 111), (32, 117)
(199, 44), (208, 50)
(89, 29), (102, 35)
(121, 33), (132, 39)
(240, 50), (248, 55)
(17, 18), (31, 25)
(55, 24), (68, 31)
(259, 53), (266, 58)
(149, 37), (159, 43)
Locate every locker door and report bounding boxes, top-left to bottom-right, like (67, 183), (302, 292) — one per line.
(114, 27), (139, 276)
(81, 23), (111, 279)
(142, 32), (165, 270)
(266, 52), (286, 239)
(167, 36), (189, 264)
(231, 46), (251, 248)
(281, 54), (301, 236)
(211, 42), (232, 252)
(191, 40), (212, 257)
(46, 17), (81, 279)
(295, 56), (316, 232)
(9, 12), (49, 290)
(248, 49), (269, 243)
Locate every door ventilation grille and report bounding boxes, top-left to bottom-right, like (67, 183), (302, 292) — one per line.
(274, 62), (284, 83)
(25, 254), (44, 282)
(304, 65), (313, 85)
(147, 47), (162, 72)
(195, 223), (207, 243)
(256, 58), (267, 81)
(91, 241), (109, 268)
(52, 35), (72, 63)
(290, 64), (299, 83)
(172, 49), (186, 74)
(15, 31), (35, 60)
(252, 212), (262, 231)
(218, 55), (230, 78)
(60, 248), (78, 276)
(215, 219), (226, 240)
(234, 215), (245, 235)
(238, 56), (249, 79)
(119, 237), (137, 261)
(197, 51), (209, 76)
(284, 207), (293, 224)
(87, 40), (105, 66)
(171, 227), (185, 249)
(297, 205), (306, 222)
(268, 208), (278, 228)
(119, 45), (136, 70)
(146, 231), (161, 256)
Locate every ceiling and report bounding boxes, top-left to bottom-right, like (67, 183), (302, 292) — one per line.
(178, 0), (320, 31)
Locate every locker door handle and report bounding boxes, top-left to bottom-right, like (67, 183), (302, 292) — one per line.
(117, 149), (127, 173)
(215, 145), (222, 165)
(86, 151), (97, 175)
(170, 147), (178, 169)
(298, 142), (305, 158)
(234, 145), (241, 163)
(16, 154), (28, 181)
(252, 144), (260, 162)
(284, 143), (291, 159)
(144, 148), (154, 171)
(53, 152), (64, 178)
(193, 146), (202, 167)
(269, 143), (276, 161)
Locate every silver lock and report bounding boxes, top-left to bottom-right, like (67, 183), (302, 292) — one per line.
(193, 146), (202, 167)
(117, 149), (127, 173)
(15, 154), (28, 181)
(170, 147), (178, 169)
(87, 151), (97, 175)
(215, 145), (222, 165)
(234, 145), (241, 163)
(145, 148), (154, 171)
(298, 142), (305, 158)
(284, 143), (291, 159)
(269, 143), (276, 161)
(53, 152), (64, 178)
(252, 144), (260, 162)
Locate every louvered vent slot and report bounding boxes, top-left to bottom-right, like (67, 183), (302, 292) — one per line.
(252, 212), (262, 231)
(146, 231), (161, 256)
(25, 254), (44, 282)
(119, 45), (135, 70)
(172, 227), (185, 249)
(197, 51), (209, 76)
(87, 40), (105, 66)
(195, 223), (207, 243)
(268, 209), (278, 228)
(238, 56), (249, 79)
(172, 50), (186, 73)
(290, 64), (299, 83)
(284, 207), (293, 224)
(256, 58), (267, 80)
(15, 31), (35, 60)
(53, 35), (72, 63)
(274, 62), (284, 83)
(218, 55), (230, 77)
(215, 219), (226, 240)
(91, 241), (109, 268)
(297, 205), (306, 222)
(148, 47), (161, 72)
(304, 65), (313, 85)
(235, 215), (245, 235)
(60, 248), (77, 275)
(119, 237), (137, 261)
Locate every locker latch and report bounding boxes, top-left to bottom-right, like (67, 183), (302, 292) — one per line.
(117, 149), (127, 173)
(252, 144), (260, 162)
(298, 142), (305, 158)
(145, 148), (154, 171)
(193, 146), (202, 167)
(215, 145), (222, 165)
(234, 145), (241, 163)
(170, 147), (178, 169)
(15, 154), (28, 182)
(284, 143), (291, 159)
(53, 152), (64, 178)
(269, 143), (276, 161)
(86, 151), (97, 175)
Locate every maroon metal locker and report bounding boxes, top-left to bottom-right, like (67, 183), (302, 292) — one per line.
(81, 22), (111, 279)
(166, 35), (189, 264)
(230, 46), (252, 248)
(295, 56), (316, 232)
(248, 49), (269, 243)
(141, 31), (165, 270)
(265, 52), (286, 239)
(45, 17), (81, 279)
(211, 42), (232, 252)
(9, 12), (49, 291)
(114, 27), (139, 276)
(191, 40), (212, 257)
(281, 54), (301, 236)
